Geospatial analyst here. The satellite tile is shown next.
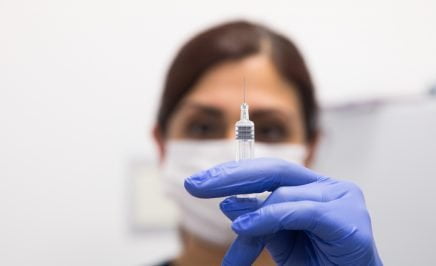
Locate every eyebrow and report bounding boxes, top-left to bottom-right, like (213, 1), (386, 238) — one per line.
(178, 102), (224, 117)
(179, 101), (294, 121)
(251, 109), (294, 122)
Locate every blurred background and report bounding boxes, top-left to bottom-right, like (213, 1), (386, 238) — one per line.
(1, 0), (435, 265)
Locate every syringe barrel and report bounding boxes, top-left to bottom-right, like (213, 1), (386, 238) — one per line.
(235, 123), (255, 198)
(235, 121), (255, 161)
(236, 139), (254, 161)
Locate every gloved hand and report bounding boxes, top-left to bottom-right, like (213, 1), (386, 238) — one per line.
(184, 158), (382, 266)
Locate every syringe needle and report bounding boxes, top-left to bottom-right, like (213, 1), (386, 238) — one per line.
(243, 77), (246, 103)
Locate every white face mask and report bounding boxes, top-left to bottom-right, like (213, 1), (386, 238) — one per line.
(161, 140), (307, 246)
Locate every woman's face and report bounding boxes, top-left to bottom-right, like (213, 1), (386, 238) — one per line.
(165, 54), (307, 145)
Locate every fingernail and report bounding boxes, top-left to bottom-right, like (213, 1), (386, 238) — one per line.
(233, 212), (259, 231)
(219, 196), (238, 210)
(187, 166), (221, 184)
(207, 166), (221, 177)
(186, 170), (207, 184)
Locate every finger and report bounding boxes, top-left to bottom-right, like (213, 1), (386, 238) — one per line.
(220, 197), (266, 266)
(264, 230), (302, 264)
(232, 201), (326, 237)
(222, 193), (325, 263)
(220, 184), (324, 222)
(263, 183), (325, 206)
(222, 236), (265, 266)
(185, 157), (324, 198)
(220, 196), (262, 221)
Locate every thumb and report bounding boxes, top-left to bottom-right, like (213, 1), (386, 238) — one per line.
(222, 235), (265, 266)
(220, 197), (266, 265)
(219, 196), (262, 221)
(232, 201), (323, 236)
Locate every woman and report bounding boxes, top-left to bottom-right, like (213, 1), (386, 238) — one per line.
(153, 21), (382, 266)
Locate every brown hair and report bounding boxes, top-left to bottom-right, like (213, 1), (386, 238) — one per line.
(156, 20), (318, 142)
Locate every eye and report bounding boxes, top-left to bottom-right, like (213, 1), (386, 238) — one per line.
(184, 118), (225, 139)
(255, 122), (291, 143)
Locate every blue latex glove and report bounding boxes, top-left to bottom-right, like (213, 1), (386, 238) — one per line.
(184, 158), (382, 266)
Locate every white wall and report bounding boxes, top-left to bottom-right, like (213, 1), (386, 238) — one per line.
(314, 97), (436, 266)
(1, 0), (435, 265)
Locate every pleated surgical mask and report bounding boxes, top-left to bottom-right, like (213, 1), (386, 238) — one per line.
(160, 140), (307, 246)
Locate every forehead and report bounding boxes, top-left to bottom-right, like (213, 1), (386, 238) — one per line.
(185, 54), (301, 113)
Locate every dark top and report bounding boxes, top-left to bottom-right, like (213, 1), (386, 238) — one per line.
(153, 260), (172, 266)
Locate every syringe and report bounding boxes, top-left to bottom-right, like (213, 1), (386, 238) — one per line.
(235, 79), (255, 161)
(235, 79), (255, 198)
